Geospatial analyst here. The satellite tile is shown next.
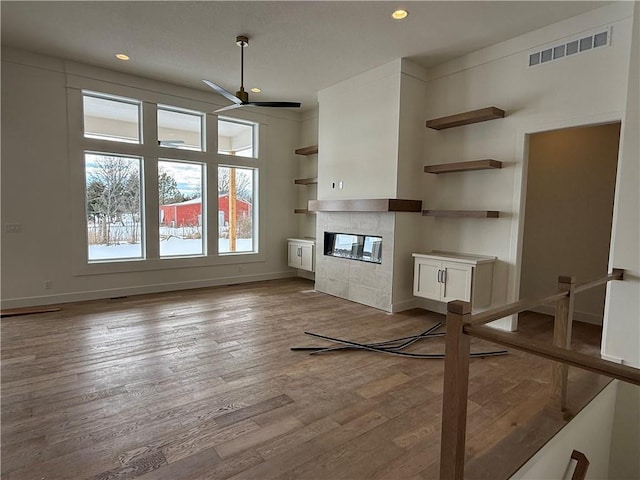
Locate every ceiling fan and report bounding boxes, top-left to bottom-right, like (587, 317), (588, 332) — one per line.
(203, 35), (301, 113)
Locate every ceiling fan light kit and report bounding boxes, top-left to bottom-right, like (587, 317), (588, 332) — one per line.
(203, 35), (301, 113)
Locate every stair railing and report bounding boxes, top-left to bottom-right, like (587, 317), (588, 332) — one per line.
(439, 268), (639, 479)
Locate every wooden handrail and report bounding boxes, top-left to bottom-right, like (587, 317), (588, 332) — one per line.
(464, 324), (640, 385)
(468, 291), (568, 326)
(574, 268), (624, 294)
(439, 270), (628, 480)
(570, 450), (590, 480)
(468, 269), (625, 326)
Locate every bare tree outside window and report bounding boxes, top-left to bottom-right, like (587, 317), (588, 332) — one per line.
(85, 154), (142, 260)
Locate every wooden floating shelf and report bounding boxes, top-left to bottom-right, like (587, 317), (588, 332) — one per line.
(424, 159), (502, 174)
(294, 145), (318, 156)
(294, 177), (318, 185)
(294, 209), (316, 215)
(426, 107), (505, 130)
(422, 210), (500, 218)
(308, 199), (422, 213)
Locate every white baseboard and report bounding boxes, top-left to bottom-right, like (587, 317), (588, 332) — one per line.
(415, 298), (447, 315)
(296, 270), (315, 281)
(391, 298), (418, 313)
(0, 271), (296, 309)
(529, 305), (603, 326)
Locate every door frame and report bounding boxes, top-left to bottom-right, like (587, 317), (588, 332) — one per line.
(506, 111), (625, 332)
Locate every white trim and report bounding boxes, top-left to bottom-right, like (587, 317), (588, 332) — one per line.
(390, 298), (418, 313)
(508, 111), (626, 334)
(0, 271), (296, 310)
(296, 270), (315, 281)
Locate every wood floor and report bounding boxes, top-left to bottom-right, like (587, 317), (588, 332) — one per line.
(1, 278), (608, 480)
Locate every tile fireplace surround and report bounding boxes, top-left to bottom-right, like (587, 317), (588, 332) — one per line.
(315, 211), (396, 311)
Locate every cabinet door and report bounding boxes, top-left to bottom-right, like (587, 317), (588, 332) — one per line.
(414, 259), (442, 300)
(288, 242), (301, 268)
(441, 262), (473, 303)
(299, 244), (314, 272)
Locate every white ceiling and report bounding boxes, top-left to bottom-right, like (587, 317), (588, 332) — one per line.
(1, 1), (611, 112)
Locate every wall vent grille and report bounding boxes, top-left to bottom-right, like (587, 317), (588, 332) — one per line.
(528, 27), (611, 67)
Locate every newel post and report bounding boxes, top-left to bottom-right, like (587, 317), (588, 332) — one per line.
(439, 300), (472, 480)
(553, 275), (576, 412)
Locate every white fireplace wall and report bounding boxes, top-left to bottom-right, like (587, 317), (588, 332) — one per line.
(315, 212), (395, 311)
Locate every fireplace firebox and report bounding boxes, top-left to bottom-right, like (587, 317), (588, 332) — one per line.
(324, 231), (382, 264)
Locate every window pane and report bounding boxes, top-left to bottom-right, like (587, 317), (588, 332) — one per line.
(158, 107), (203, 151)
(159, 160), (204, 257)
(218, 119), (255, 157)
(83, 94), (140, 143)
(85, 153), (143, 261)
(218, 166), (254, 253)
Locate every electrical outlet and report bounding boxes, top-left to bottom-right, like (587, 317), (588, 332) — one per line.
(43, 280), (52, 290)
(5, 223), (22, 234)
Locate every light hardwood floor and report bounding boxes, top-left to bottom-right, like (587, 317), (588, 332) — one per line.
(1, 278), (607, 480)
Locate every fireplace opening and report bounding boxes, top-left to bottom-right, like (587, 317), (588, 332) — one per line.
(324, 232), (382, 264)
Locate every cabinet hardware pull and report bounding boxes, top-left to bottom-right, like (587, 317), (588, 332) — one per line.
(441, 269), (446, 284)
(437, 270), (443, 283)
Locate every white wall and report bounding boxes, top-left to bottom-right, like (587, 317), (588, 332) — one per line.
(317, 59), (402, 200)
(608, 381), (640, 479)
(511, 381), (618, 480)
(511, 381), (640, 480)
(0, 48), (302, 307)
(602, 1), (640, 368)
(421, 2), (634, 332)
(521, 123), (620, 324)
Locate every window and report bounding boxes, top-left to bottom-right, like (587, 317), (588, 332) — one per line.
(218, 166), (255, 253)
(83, 93), (141, 143)
(159, 160), (204, 257)
(158, 106), (203, 151)
(218, 118), (255, 158)
(77, 89), (261, 271)
(85, 153), (143, 261)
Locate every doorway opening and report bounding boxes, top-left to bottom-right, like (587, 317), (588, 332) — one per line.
(519, 122), (621, 327)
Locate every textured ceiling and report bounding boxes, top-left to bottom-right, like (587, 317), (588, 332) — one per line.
(1, 1), (610, 111)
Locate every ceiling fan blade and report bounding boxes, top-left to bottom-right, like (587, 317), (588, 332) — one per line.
(214, 103), (246, 113)
(246, 101), (301, 108)
(202, 79), (242, 105)
(159, 139), (185, 146)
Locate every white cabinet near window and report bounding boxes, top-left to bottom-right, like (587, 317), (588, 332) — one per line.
(412, 252), (496, 307)
(287, 238), (315, 272)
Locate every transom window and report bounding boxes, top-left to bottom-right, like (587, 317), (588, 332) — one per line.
(83, 93), (141, 144)
(158, 106), (204, 152)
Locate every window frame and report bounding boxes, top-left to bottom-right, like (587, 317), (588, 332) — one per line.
(84, 151), (146, 263)
(157, 104), (205, 152)
(157, 158), (206, 259)
(67, 77), (267, 276)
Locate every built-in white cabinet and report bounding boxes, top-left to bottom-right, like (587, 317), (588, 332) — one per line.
(412, 252), (496, 307)
(288, 238), (315, 272)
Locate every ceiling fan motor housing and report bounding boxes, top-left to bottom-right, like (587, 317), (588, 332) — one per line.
(235, 88), (249, 103)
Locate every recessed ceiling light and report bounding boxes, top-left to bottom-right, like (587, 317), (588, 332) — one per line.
(392, 9), (408, 20)
(251, 87), (261, 93)
(115, 53), (130, 61)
